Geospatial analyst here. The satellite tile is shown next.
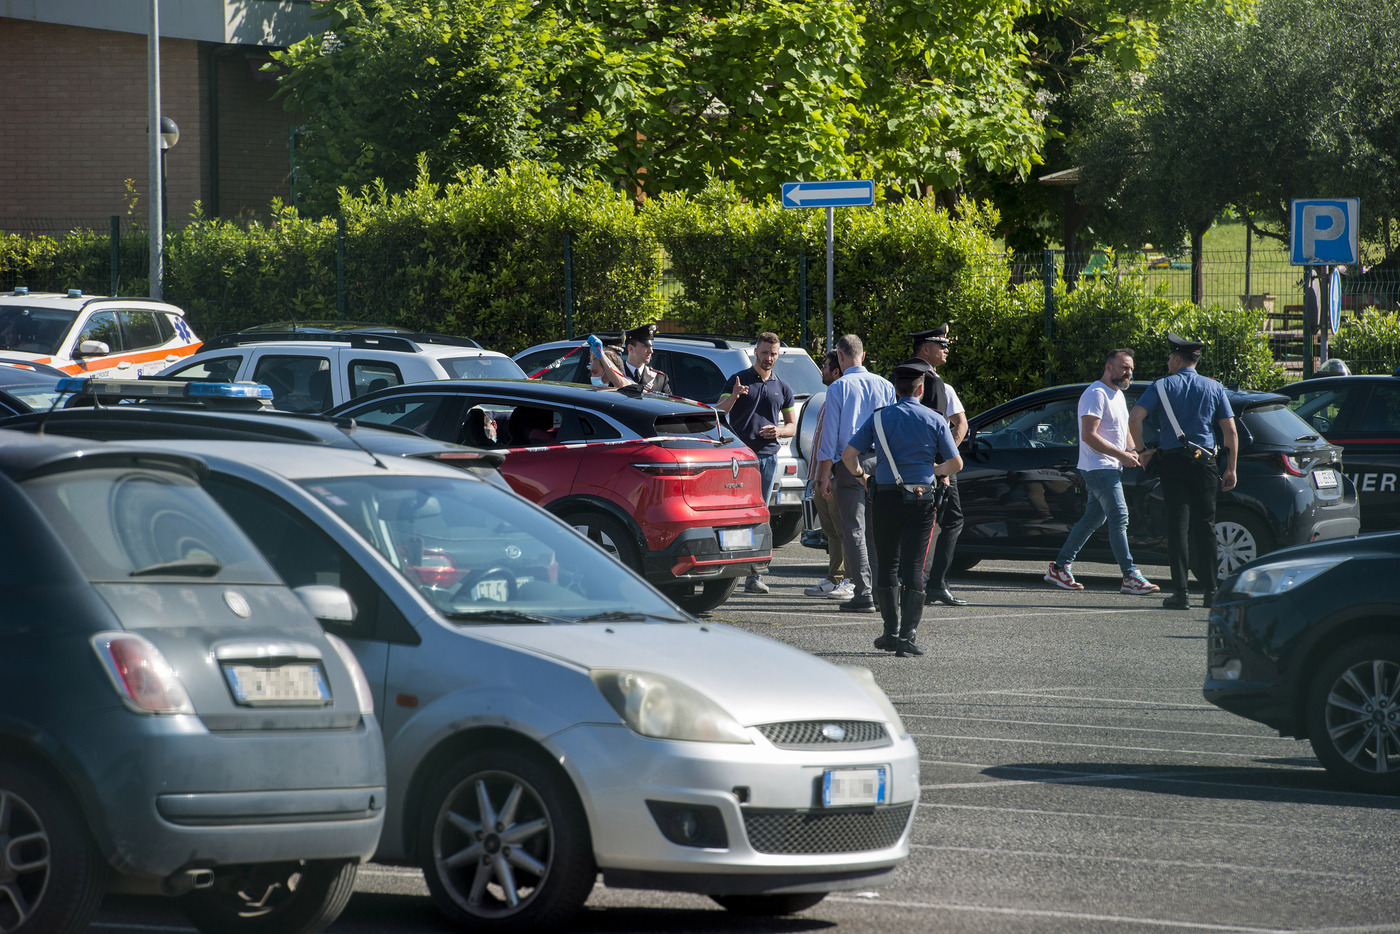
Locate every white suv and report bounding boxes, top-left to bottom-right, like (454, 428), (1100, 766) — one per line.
(514, 333), (825, 544)
(0, 287), (200, 376)
(160, 326), (526, 413)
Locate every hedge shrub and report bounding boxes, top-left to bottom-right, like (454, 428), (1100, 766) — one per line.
(1330, 309), (1400, 374)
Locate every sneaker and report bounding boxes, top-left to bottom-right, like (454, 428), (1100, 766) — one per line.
(826, 579), (855, 599)
(1120, 571), (1161, 595)
(744, 575), (770, 595)
(1044, 562), (1083, 591)
(804, 578), (839, 597)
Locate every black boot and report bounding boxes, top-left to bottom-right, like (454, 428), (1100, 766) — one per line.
(896, 589), (926, 657)
(873, 587), (900, 651)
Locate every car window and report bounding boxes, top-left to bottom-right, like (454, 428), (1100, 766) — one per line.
(77, 311), (122, 353)
(668, 353), (728, 403)
(775, 352), (825, 396)
(346, 394), (448, 435)
(1357, 383), (1400, 432)
(253, 354), (333, 413)
(298, 473), (673, 620)
(23, 467), (276, 585)
(441, 355), (528, 380)
(0, 306), (77, 355)
(165, 354), (245, 382)
(1235, 403), (1320, 445)
(348, 359), (404, 399)
(977, 399), (1080, 449)
(1283, 386), (1352, 434)
(515, 348), (583, 382)
(119, 310), (164, 350)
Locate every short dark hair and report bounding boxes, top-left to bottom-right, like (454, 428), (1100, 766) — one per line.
(1104, 348), (1135, 366)
(756, 331), (781, 348)
(893, 374), (923, 397)
(1171, 347), (1202, 365)
(824, 350), (840, 370)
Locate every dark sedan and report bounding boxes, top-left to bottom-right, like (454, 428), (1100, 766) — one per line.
(1206, 532), (1400, 794)
(1274, 374), (1400, 531)
(954, 383), (1361, 579)
(0, 359), (64, 414)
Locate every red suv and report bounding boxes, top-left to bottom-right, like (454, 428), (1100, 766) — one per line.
(329, 379), (771, 611)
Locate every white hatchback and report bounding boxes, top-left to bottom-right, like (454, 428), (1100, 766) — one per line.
(0, 288), (200, 376)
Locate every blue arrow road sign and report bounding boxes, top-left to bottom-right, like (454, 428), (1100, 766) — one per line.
(1328, 267), (1342, 333)
(781, 180), (874, 209)
(1290, 198), (1359, 265)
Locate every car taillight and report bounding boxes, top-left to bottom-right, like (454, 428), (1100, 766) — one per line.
(91, 633), (194, 714)
(324, 632), (375, 716)
(630, 462), (708, 477)
(410, 549), (469, 588)
(1277, 454), (1304, 477)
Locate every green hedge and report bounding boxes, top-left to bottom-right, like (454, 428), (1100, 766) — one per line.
(1330, 310), (1400, 374)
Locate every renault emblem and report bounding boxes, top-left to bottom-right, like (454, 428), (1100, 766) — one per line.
(505, 545), (522, 559)
(820, 723), (847, 742)
(731, 458), (740, 479)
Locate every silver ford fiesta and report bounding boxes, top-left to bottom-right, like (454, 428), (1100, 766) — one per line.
(123, 438), (920, 931)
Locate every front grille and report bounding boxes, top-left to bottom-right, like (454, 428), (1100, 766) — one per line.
(743, 803), (913, 854)
(756, 720), (890, 749)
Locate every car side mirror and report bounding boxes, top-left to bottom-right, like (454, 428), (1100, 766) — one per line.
(293, 584), (356, 623)
(76, 340), (110, 357)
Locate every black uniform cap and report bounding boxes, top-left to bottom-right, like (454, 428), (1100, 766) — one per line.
(1166, 332), (1205, 354)
(911, 323), (950, 347)
(893, 359), (935, 380)
(624, 323), (658, 345)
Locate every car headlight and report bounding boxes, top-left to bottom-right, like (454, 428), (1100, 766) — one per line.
(591, 670), (751, 744)
(1231, 558), (1348, 597)
(842, 665), (908, 739)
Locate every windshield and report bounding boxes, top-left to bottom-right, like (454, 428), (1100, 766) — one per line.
(775, 352), (824, 396)
(1236, 403), (1324, 446)
(443, 356), (527, 380)
(0, 375), (62, 411)
(297, 473), (680, 621)
(0, 306), (77, 356)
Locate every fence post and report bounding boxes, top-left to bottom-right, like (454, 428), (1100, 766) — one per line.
(799, 253), (808, 350)
(1043, 249), (1056, 386)
(563, 233), (575, 340)
(110, 216), (120, 295)
(336, 215), (346, 321)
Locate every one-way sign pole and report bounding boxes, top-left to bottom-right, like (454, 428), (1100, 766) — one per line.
(782, 181), (875, 348)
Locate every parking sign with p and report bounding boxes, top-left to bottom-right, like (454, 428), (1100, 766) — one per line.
(1291, 198), (1359, 265)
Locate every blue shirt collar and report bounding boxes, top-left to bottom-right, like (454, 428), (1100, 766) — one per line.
(843, 365), (868, 376)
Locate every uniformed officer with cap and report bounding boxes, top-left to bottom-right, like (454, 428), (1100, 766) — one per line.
(842, 359), (963, 657)
(1128, 332), (1239, 609)
(903, 323), (970, 606)
(622, 324), (671, 393)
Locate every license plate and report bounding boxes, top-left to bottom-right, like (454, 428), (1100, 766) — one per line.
(778, 490), (803, 505)
(1313, 468), (1338, 489)
(223, 663), (331, 706)
(822, 768), (886, 807)
(719, 527), (754, 550)
(472, 578), (510, 602)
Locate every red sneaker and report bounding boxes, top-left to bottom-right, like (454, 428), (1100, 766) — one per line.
(1044, 562), (1084, 590)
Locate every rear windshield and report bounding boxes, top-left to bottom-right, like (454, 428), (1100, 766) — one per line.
(775, 353), (824, 397)
(1, 306), (78, 356)
(443, 356), (527, 380)
(0, 376), (62, 412)
(23, 468), (277, 584)
(1237, 403), (1324, 446)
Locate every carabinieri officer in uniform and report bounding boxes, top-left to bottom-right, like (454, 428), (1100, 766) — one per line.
(841, 360), (963, 657)
(1128, 332), (1238, 610)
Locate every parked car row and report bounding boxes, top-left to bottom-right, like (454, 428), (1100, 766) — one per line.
(0, 377), (919, 934)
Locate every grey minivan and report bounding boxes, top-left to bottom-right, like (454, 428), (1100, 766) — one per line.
(0, 431), (385, 934)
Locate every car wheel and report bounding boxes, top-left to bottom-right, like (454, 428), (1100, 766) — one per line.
(180, 860), (358, 934)
(661, 577), (739, 614)
(568, 511), (642, 573)
(0, 761), (106, 934)
(709, 893), (828, 915)
(770, 511), (802, 547)
(1213, 509), (1272, 580)
(1305, 636), (1400, 795)
(420, 749), (595, 932)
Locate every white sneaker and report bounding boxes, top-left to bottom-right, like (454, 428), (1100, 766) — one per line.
(804, 578), (839, 597)
(744, 575), (771, 595)
(826, 579), (855, 599)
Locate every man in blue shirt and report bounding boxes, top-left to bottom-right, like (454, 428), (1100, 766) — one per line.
(816, 334), (896, 612)
(716, 331), (796, 594)
(843, 360), (962, 656)
(1129, 333), (1239, 610)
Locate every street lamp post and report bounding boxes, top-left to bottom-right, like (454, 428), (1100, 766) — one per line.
(160, 116), (179, 233)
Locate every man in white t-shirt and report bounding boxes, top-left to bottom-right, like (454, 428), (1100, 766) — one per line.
(1044, 349), (1161, 595)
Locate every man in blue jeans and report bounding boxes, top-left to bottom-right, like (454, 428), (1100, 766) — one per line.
(1044, 348), (1161, 595)
(716, 331), (796, 594)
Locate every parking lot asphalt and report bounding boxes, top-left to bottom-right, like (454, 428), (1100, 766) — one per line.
(91, 542), (1400, 934)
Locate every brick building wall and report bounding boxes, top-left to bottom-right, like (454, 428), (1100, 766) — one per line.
(0, 17), (300, 229)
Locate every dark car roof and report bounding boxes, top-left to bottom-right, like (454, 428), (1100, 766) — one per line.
(971, 382), (1290, 422)
(0, 428), (207, 480)
(1276, 375), (1400, 393)
(0, 364), (64, 385)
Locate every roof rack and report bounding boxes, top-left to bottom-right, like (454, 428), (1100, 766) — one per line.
(202, 329), (482, 352)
